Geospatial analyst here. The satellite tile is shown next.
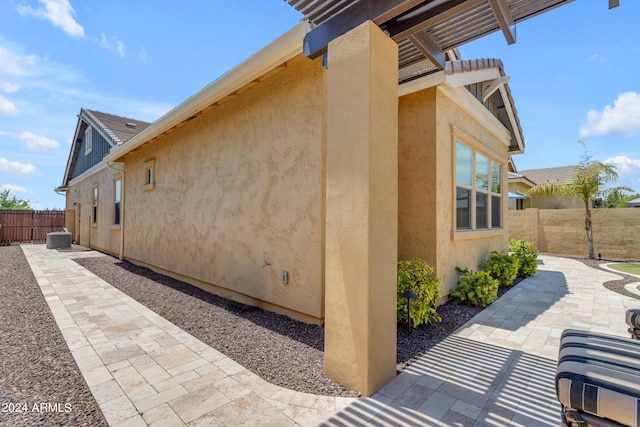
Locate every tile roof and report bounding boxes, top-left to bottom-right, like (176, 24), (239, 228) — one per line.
(518, 165), (578, 186)
(83, 109), (151, 146)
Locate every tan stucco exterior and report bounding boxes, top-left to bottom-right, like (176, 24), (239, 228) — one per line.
(62, 20), (524, 396)
(122, 54), (327, 324)
(398, 86), (510, 296)
(324, 21), (398, 397)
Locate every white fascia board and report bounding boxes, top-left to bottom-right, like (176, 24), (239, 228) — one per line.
(498, 85), (524, 153)
(438, 83), (511, 146)
(446, 68), (501, 88)
(398, 71), (446, 96)
(67, 161), (108, 187)
(104, 20), (311, 163)
(61, 114), (85, 186)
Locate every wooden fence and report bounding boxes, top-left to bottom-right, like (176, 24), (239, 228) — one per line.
(0, 210), (65, 246)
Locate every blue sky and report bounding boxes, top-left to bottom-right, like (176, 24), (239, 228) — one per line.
(0, 1), (638, 209)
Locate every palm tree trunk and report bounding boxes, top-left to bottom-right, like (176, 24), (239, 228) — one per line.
(585, 205), (594, 259)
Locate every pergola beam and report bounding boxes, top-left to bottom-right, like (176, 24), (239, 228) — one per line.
(609, 0), (619, 9)
(407, 31), (445, 70)
(385, 0), (482, 42)
(488, 0), (516, 45)
(302, 0), (427, 59)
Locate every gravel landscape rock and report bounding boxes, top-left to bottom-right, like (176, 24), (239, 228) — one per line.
(6, 243), (639, 422)
(0, 246), (108, 427)
(74, 254), (518, 397)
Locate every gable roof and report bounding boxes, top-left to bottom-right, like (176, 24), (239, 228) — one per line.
(400, 57), (525, 154)
(84, 109), (151, 146)
(518, 165), (577, 186)
(508, 171), (536, 188)
(59, 109), (150, 188)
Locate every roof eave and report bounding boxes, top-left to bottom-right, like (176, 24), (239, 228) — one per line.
(104, 20), (312, 163)
(399, 60), (524, 153)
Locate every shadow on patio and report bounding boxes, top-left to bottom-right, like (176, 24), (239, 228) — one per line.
(323, 335), (560, 426)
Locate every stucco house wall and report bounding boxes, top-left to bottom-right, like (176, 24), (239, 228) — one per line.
(65, 166), (122, 255)
(62, 32), (520, 325)
(398, 86), (509, 296)
(122, 55), (327, 323)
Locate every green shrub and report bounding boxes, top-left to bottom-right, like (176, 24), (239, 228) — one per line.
(509, 239), (538, 278)
(482, 251), (519, 286)
(450, 269), (499, 307)
(397, 258), (442, 327)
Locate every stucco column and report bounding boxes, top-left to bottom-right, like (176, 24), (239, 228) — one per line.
(324, 21), (398, 396)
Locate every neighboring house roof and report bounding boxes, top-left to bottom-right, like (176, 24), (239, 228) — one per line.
(518, 166), (578, 186)
(625, 198), (640, 207)
(508, 171), (536, 188)
(59, 109), (150, 188)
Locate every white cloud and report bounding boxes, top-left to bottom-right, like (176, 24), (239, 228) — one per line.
(587, 53), (607, 63)
(19, 131), (60, 151)
(0, 40), (42, 77)
(0, 184), (27, 193)
(605, 155), (640, 175)
(0, 94), (18, 115)
(0, 157), (37, 175)
(97, 33), (126, 58)
(139, 47), (147, 61)
(17, 0), (84, 38)
(1, 82), (20, 93)
(580, 92), (640, 138)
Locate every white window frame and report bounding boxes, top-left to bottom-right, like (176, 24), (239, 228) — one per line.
(85, 126), (92, 155)
(452, 135), (503, 239)
(113, 177), (122, 226)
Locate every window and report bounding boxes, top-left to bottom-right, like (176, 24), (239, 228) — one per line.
(85, 126), (92, 155)
(92, 187), (98, 224)
(455, 140), (502, 231)
(143, 159), (155, 191)
(114, 178), (121, 225)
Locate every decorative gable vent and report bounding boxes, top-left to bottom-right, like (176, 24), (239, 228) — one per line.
(85, 126), (92, 155)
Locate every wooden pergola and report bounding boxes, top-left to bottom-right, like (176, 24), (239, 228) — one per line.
(286, 0), (619, 82)
(282, 0), (619, 396)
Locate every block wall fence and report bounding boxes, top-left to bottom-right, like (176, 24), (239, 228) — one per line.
(508, 208), (640, 260)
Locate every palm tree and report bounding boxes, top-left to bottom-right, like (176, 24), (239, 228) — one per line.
(527, 144), (625, 259)
(595, 187), (638, 208)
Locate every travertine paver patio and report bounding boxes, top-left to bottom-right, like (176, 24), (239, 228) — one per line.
(21, 244), (640, 426)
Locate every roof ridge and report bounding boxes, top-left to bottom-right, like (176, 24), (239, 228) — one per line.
(84, 108), (151, 126)
(83, 109), (122, 145)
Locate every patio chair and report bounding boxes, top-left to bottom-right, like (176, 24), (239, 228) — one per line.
(556, 310), (640, 427)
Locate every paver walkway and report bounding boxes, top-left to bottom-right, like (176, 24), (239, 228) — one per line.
(21, 244), (640, 426)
